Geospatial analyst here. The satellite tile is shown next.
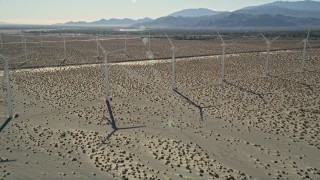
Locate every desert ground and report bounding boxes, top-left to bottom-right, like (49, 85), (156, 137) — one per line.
(1, 32), (320, 179)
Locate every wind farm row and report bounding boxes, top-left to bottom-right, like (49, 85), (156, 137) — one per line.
(1, 29), (320, 179)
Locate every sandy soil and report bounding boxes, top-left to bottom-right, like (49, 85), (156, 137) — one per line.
(1, 33), (320, 70)
(1, 46), (320, 180)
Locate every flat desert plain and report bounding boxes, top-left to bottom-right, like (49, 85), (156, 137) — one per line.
(1, 38), (320, 179)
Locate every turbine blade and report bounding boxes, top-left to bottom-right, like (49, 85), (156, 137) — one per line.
(176, 45), (189, 50)
(307, 40), (312, 49)
(217, 32), (225, 44)
(271, 36), (280, 42)
(227, 42), (236, 46)
(260, 33), (268, 42)
(110, 48), (126, 54)
(1, 53), (27, 61)
(11, 54), (26, 60)
(165, 33), (175, 48)
(98, 41), (106, 53)
(306, 30), (310, 40)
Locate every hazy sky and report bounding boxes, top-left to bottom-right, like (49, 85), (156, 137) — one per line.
(0, 0), (309, 24)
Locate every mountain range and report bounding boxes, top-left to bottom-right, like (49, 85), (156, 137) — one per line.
(167, 8), (225, 17)
(64, 0), (320, 28)
(65, 17), (152, 26)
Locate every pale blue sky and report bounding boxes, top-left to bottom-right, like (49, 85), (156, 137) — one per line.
(0, 0), (307, 24)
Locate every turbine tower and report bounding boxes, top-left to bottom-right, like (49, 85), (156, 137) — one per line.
(96, 35), (100, 60)
(299, 30), (312, 72)
(40, 32), (43, 47)
(124, 33), (127, 55)
(0, 33), (3, 49)
(148, 30), (151, 53)
(21, 31), (28, 62)
(63, 35), (67, 61)
(260, 34), (279, 76)
(165, 33), (177, 90)
(217, 32), (235, 82)
(1, 54), (13, 118)
(165, 33), (189, 90)
(97, 40), (126, 130)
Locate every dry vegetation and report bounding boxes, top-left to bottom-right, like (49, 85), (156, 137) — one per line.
(0, 32), (320, 179)
(1, 33), (320, 69)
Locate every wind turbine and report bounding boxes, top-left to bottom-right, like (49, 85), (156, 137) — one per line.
(299, 30), (312, 72)
(63, 35), (67, 61)
(97, 40), (125, 131)
(166, 33), (177, 90)
(124, 33), (128, 55)
(260, 33), (279, 76)
(21, 31), (28, 62)
(217, 32), (235, 82)
(1, 54), (13, 118)
(141, 29), (151, 54)
(96, 35), (101, 60)
(40, 32), (43, 47)
(165, 33), (189, 90)
(148, 30), (151, 53)
(0, 33), (3, 49)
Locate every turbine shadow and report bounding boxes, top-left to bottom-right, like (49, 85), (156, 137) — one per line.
(304, 69), (320, 74)
(61, 58), (67, 64)
(173, 89), (218, 121)
(97, 125), (146, 148)
(18, 61), (28, 68)
(106, 99), (117, 130)
(224, 81), (271, 104)
(270, 75), (316, 91)
(0, 159), (17, 164)
(0, 117), (13, 133)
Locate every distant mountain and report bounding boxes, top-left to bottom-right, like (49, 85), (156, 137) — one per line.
(214, 14), (320, 27)
(261, 0), (320, 11)
(134, 13), (320, 28)
(65, 21), (88, 25)
(134, 0), (320, 28)
(65, 17), (152, 26)
(168, 8), (226, 17)
(63, 0), (320, 28)
(236, 0), (320, 19)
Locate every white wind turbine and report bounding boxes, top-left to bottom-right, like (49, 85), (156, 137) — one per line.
(165, 33), (189, 90)
(0, 54), (18, 119)
(97, 40), (126, 130)
(141, 29), (151, 55)
(96, 35), (101, 60)
(217, 32), (235, 82)
(165, 33), (177, 90)
(124, 33), (128, 55)
(63, 35), (67, 61)
(0, 33), (3, 49)
(299, 30), (312, 72)
(21, 31), (28, 62)
(260, 33), (279, 76)
(148, 30), (151, 53)
(40, 32), (43, 47)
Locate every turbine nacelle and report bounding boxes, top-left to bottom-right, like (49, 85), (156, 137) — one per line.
(261, 33), (279, 45)
(165, 33), (175, 50)
(300, 30), (312, 49)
